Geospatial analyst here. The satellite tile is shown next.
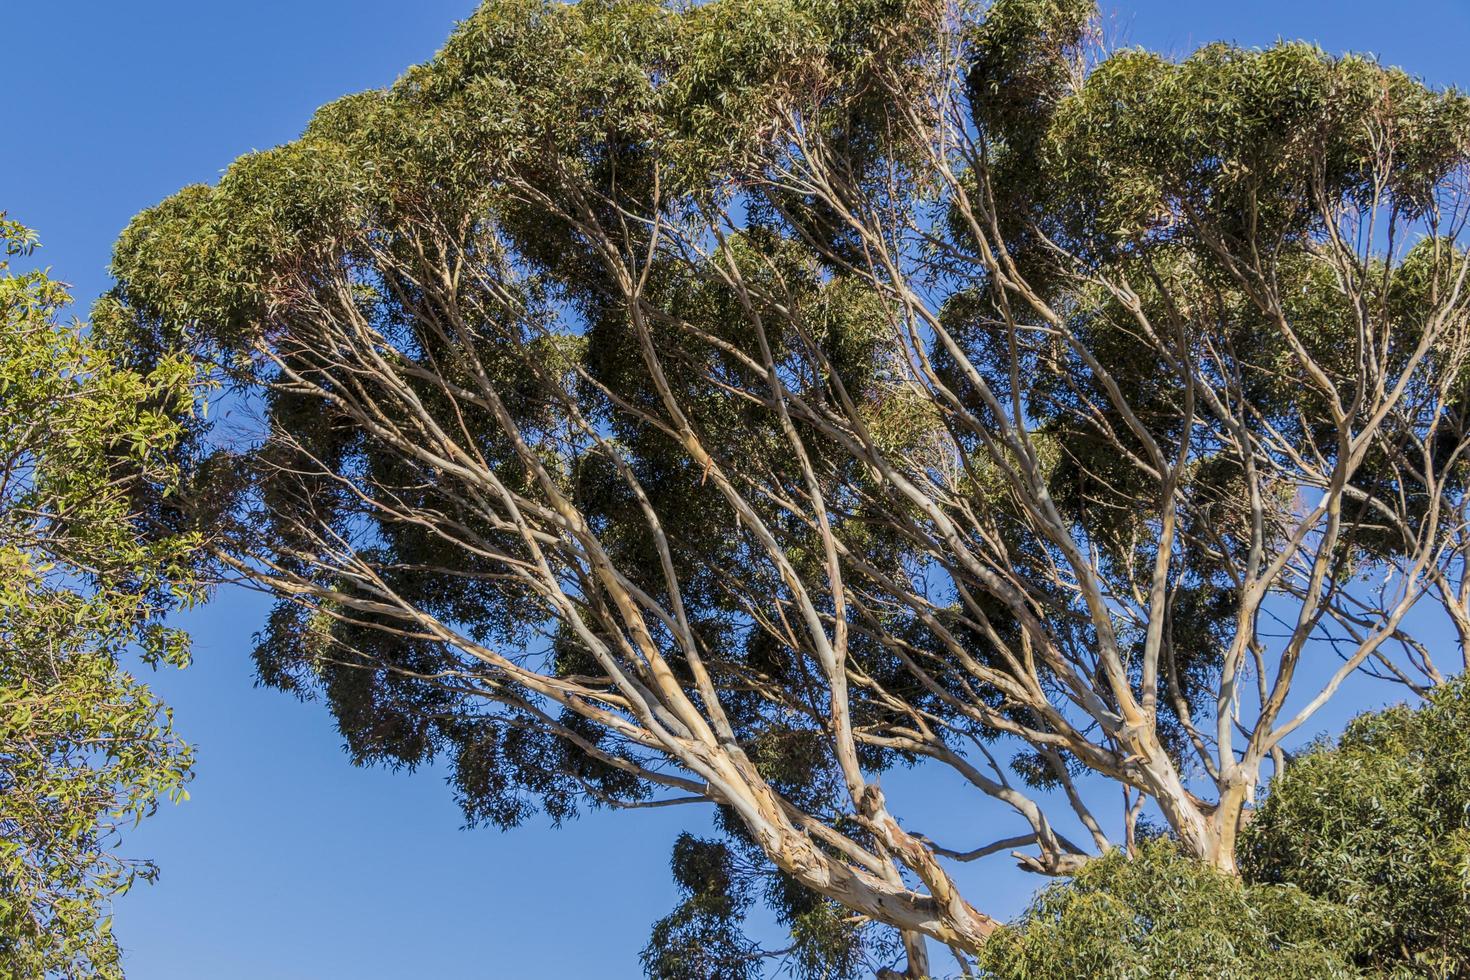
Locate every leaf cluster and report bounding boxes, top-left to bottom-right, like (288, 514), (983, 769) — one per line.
(977, 839), (1362, 979)
(0, 216), (201, 977)
(1241, 678), (1470, 978)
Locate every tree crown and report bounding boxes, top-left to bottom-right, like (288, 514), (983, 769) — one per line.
(106, 0), (1470, 972)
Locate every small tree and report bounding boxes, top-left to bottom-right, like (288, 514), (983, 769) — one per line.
(0, 217), (201, 977)
(975, 839), (1360, 979)
(1241, 679), (1470, 978)
(107, 0), (1470, 973)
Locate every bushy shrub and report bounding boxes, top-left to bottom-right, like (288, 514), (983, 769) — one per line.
(976, 840), (1360, 979)
(1241, 679), (1470, 978)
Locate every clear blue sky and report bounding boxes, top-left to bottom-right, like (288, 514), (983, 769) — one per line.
(6, 2), (1470, 977)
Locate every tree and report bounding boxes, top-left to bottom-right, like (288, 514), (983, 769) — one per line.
(974, 839), (1360, 979)
(1241, 678), (1470, 978)
(0, 216), (200, 978)
(105, 0), (1470, 973)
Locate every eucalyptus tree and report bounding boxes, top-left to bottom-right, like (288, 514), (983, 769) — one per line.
(106, 0), (1470, 973)
(0, 216), (200, 978)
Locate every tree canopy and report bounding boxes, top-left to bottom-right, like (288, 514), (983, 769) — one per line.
(974, 839), (1360, 979)
(0, 216), (199, 978)
(1241, 678), (1470, 978)
(104, 0), (1470, 974)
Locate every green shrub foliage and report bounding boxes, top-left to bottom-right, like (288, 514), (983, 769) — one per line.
(1242, 680), (1470, 979)
(977, 841), (1361, 979)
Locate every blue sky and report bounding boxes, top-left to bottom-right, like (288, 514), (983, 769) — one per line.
(6, 1), (1470, 977)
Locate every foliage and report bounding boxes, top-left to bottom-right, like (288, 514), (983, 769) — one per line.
(1241, 679), (1470, 978)
(975, 840), (1362, 979)
(103, 0), (1470, 973)
(0, 216), (200, 978)
(642, 823), (894, 980)
(642, 834), (763, 980)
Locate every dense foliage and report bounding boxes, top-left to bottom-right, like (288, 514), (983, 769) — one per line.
(103, 0), (1470, 973)
(641, 824), (898, 980)
(986, 683), (1470, 980)
(1242, 680), (1470, 978)
(975, 840), (1360, 979)
(0, 217), (199, 978)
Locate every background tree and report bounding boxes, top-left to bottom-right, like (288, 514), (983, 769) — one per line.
(973, 839), (1360, 979)
(0, 216), (200, 978)
(1240, 677), (1470, 978)
(105, 0), (1470, 973)
(999, 680), (1470, 979)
